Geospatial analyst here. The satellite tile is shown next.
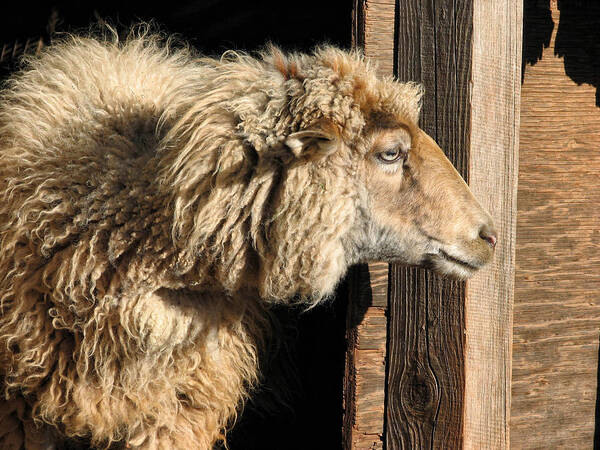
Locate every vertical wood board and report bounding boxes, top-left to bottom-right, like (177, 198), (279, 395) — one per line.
(344, 4), (392, 448)
(464, 0), (522, 449)
(343, 263), (389, 450)
(362, 0), (395, 77)
(387, 1), (472, 448)
(512, 1), (600, 448)
(348, 1), (522, 449)
(344, 2), (398, 448)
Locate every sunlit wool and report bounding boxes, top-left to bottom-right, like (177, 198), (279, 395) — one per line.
(0, 27), (422, 448)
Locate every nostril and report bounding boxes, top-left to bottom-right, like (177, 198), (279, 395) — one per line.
(479, 225), (498, 249)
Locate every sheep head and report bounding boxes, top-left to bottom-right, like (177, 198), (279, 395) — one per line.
(159, 45), (495, 301)
(344, 122), (496, 279)
(257, 47), (496, 298)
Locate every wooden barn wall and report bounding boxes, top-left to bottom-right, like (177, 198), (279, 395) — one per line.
(346, 1), (521, 449)
(512, 0), (600, 448)
(392, 1), (521, 448)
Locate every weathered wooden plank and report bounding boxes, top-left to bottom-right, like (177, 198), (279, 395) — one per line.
(464, 0), (522, 448)
(366, 262), (388, 309)
(362, 0), (395, 77)
(349, 2), (521, 448)
(428, 1), (472, 446)
(389, 0), (436, 444)
(343, 3), (393, 448)
(386, 266), (442, 449)
(343, 264), (388, 450)
(512, 1), (600, 448)
(387, 1), (472, 448)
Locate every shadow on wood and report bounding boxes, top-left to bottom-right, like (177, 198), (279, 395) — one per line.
(522, 0), (554, 80)
(515, 1), (599, 446)
(523, 0), (600, 105)
(555, 0), (600, 105)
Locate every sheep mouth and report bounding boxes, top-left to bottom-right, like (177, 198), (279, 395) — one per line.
(437, 249), (482, 271)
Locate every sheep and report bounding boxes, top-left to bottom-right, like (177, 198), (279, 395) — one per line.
(0, 28), (496, 449)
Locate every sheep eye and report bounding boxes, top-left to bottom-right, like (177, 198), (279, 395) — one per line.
(377, 147), (405, 164)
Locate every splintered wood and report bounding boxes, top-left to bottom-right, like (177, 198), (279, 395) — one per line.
(343, 263), (388, 449)
(344, 2), (393, 448)
(512, 1), (600, 448)
(362, 0), (395, 77)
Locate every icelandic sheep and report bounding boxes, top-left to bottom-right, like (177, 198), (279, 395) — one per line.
(0, 28), (496, 449)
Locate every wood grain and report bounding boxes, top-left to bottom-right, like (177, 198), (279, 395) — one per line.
(464, 1), (522, 448)
(350, 1), (521, 448)
(343, 264), (388, 450)
(363, 0), (395, 77)
(343, 3), (393, 448)
(512, 1), (600, 448)
(387, 1), (472, 448)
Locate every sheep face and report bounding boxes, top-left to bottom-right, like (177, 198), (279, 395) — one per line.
(270, 47), (495, 283)
(345, 121), (496, 279)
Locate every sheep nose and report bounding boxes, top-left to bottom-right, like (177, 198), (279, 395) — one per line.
(479, 224), (498, 249)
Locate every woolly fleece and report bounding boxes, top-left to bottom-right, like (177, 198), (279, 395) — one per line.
(0, 28), (422, 448)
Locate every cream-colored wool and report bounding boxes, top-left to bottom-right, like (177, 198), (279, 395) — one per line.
(0, 26), (493, 449)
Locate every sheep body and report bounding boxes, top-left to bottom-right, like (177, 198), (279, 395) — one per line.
(0, 29), (422, 448)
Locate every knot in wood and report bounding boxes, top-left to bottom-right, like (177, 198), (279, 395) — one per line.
(399, 364), (439, 419)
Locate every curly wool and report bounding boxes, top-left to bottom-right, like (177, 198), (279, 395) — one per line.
(0, 27), (422, 448)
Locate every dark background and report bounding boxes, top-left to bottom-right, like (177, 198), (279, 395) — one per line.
(0, 2), (353, 449)
(0, 1), (353, 73)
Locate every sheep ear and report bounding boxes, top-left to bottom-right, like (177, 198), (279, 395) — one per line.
(285, 130), (339, 159)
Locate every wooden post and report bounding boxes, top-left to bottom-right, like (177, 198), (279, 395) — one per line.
(464, 1), (522, 449)
(342, 2), (395, 448)
(387, 1), (472, 448)
(343, 263), (388, 449)
(346, 0), (522, 449)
